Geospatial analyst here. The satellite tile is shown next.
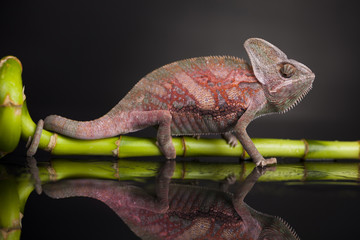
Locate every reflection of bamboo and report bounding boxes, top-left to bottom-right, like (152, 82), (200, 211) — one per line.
(32, 159), (360, 184)
(0, 165), (22, 240)
(1, 55), (360, 159)
(0, 159), (359, 239)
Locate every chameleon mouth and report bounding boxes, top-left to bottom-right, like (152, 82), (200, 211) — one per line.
(281, 85), (313, 114)
(275, 216), (301, 240)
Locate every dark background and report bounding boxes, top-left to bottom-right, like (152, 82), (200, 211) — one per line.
(1, 0), (359, 141)
(1, 0), (359, 239)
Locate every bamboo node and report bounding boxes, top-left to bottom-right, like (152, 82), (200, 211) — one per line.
(22, 86), (26, 102)
(47, 164), (57, 181)
(0, 212), (23, 239)
(0, 56), (22, 70)
(112, 136), (122, 157)
(181, 137), (187, 157)
(0, 94), (23, 108)
(0, 227), (21, 239)
(301, 162), (308, 181)
(45, 133), (58, 152)
(113, 161), (120, 180)
(301, 139), (309, 160)
(239, 161), (246, 180)
(241, 147), (247, 159)
(181, 161), (186, 179)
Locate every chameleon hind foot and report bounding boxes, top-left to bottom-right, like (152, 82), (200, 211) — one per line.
(158, 159), (176, 179)
(26, 119), (44, 157)
(156, 140), (176, 159)
(256, 157), (277, 167)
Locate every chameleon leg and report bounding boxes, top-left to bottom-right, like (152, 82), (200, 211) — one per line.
(154, 160), (175, 212)
(118, 160), (175, 213)
(221, 132), (238, 148)
(26, 119), (44, 157)
(234, 108), (276, 167)
(232, 166), (268, 226)
(127, 110), (176, 159)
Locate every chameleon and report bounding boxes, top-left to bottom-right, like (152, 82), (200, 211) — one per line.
(42, 160), (300, 240)
(27, 38), (315, 167)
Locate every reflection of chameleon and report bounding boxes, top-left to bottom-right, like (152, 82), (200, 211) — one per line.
(44, 161), (299, 239)
(28, 38), (314, 167)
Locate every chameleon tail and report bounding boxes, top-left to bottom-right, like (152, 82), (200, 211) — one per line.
(43, 114), (118, 139)
(26, 114), (121, 156)
(43, 179), (121, 200)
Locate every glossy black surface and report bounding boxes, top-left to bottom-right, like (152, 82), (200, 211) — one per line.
(1, 154), (359, 240)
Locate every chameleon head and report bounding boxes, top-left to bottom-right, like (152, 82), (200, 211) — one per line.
(244, 38), (315, 113)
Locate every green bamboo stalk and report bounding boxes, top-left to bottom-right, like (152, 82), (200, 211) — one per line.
(0, 166), (22, 240)
(0, 56), (23, 158)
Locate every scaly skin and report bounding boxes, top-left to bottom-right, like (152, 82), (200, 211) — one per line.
(27, 38), (315, 166)
(43, 161), (300, 240)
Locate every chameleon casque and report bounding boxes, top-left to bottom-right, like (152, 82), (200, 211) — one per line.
(27, 38), (315, 166)
(42, 161), (299, 240)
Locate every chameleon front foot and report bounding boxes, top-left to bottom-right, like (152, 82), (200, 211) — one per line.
(255, 157), (277, 167)
(221, 132), (238, 148)
(26, 119), (44, 157)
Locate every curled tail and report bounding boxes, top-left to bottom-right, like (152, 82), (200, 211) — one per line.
(44, 114), (118, 139)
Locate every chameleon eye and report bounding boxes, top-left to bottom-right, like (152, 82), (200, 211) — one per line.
(279, 63), (296, 78)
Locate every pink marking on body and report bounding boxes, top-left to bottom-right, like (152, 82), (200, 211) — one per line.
(173, 68), (215, 110)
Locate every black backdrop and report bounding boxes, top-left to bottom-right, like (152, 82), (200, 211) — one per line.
(1, 0), (359, 141)
(1, 1), (359, 239)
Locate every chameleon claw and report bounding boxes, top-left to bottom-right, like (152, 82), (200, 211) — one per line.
(222, 132), (238, 148)
(225, 173), (237, 185)
(255, 157), (277, 168)
(254, 165), (277, 176)
(228, 138), (238, 148)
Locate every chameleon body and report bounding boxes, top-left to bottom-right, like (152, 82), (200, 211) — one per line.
(43, 161), (299, 240)
(27, 38), (315, 166)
